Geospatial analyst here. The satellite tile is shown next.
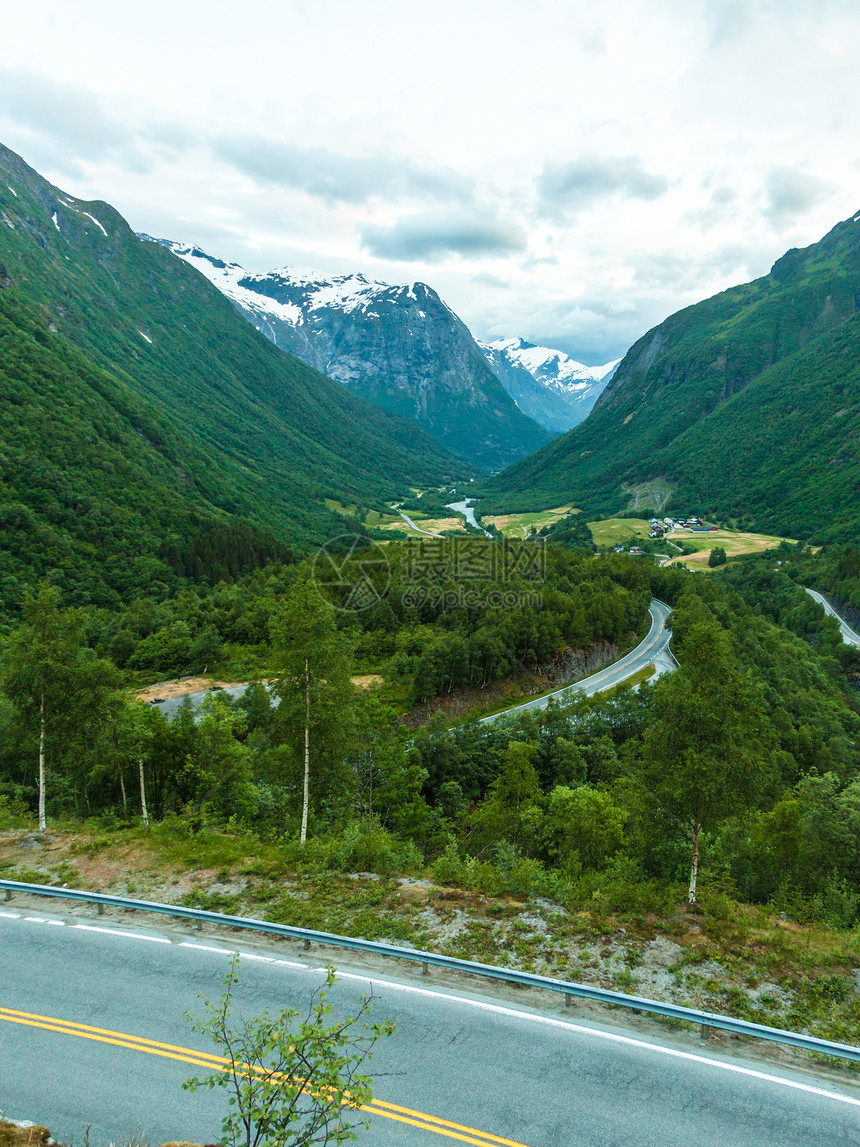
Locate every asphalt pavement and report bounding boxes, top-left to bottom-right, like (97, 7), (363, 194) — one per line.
(806, 589), (860, 648)
(151, 600), (675, 724)
(153, 682), (261, 721)
(2, 907), (859, 1147)
(480, 599), (675, 725)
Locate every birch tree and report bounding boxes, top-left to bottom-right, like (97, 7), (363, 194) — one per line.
(2, 585), (118, 832)
(271, 582), (354, 845)
(110, 700), (157, 827)
(640, 621), (771, 903)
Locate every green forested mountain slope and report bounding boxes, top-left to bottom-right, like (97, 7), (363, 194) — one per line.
(483, 212), (860, 542)
(0, 146), (465, 571)
(0, 289), (298, 618)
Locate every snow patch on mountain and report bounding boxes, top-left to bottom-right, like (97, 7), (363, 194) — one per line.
(477, 337), (621, 433)
(143, 235), (552, 471)
(488, 337), (620, 392)
(150, 240), (306, 329)
(81, 211), (108, 237)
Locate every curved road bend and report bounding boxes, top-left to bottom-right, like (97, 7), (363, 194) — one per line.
(154, 601), (675, 723)
(481, 599), (674, 725)
(1, 910), (859, 1146)
(806, 589), (860, 648)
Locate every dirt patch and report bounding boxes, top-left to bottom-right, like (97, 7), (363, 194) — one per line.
(351, 674), (384, 690)
(136, 675), (381, 701)
(133, 677), (248, 702)
(396, 883), (434, 904)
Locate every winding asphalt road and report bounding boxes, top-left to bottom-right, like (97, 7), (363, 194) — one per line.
(480, 599), (675, 725)
(153, 601), (676, 723)
(154, 682), (257, 721)
(2, 906), (859, 1146)
(806, 589), (860, 648)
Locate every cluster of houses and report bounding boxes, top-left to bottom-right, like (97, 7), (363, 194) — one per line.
(648, 516), (718, 538)
(610, 514), (721, 557)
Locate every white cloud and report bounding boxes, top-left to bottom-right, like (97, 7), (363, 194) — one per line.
(765, 166), (831, 225)
(361, 211), (527, 261)
(537, 156), (670, 218)
(211, 135), (474, 206)
(0, 0), (858, 362)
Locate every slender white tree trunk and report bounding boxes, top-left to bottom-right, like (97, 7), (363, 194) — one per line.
(688, 812), (700, 904)
(38, 693), (47, 834)
(138, 758), (149, 829)
(300, 657), (310, 846)
(113, 728), (128, 814)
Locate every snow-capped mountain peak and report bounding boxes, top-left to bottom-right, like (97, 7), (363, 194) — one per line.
(486, 337), (620, 392)
(478, 337), (621, 433)
(143, 236), (552, 471)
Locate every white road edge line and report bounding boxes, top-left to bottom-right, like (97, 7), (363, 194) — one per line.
(24, 917), (63, 925)
(179, 942), (232, 954)
(0, 911), (21, 918)
(73, 925), (170, 943)
(328, 971), (860, 1109)
(179, 941), (307, 969)
(14, 912), (852, 1107)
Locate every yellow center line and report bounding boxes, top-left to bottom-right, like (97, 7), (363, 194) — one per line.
(0, 1007), (532, 1147)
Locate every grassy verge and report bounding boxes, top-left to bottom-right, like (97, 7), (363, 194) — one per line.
(599, 664), (656, 697)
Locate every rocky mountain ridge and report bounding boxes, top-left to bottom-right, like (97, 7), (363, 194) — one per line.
(150, 240), (553, 471)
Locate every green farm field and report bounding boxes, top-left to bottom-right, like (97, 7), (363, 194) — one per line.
(484, 504), (578, 538)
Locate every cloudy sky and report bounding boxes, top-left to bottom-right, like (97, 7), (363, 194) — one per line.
(2, 0), (858, 363)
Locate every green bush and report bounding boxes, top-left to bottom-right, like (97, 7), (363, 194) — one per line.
(332, 820), (423, 876)
(812, 875), (859, 930)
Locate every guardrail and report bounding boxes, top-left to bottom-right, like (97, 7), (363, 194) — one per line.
(2, 879), (858, 1064)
